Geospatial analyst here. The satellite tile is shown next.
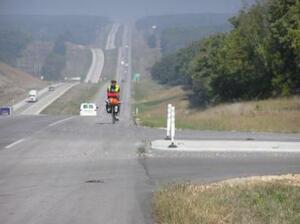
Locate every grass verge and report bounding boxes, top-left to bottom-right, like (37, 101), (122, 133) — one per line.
(42, 83), (100, 115)
(154, 174), (300, 224)
(132, 27), (300, 133)
(133, 75), (300, 133)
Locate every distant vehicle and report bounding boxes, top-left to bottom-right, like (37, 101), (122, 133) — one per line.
(70, 77), (81, 81)
(121, 60), (125, 65)
(80, 103), (98, 116)
(48, 86), (55, 91)
(28, 90), (38, 103)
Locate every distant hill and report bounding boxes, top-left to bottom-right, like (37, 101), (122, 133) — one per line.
(0, 15), (110, 44)
(0, 15), (111, 81)
(136, 13), (233, 31)
(0, 62), (45, 106)
(136, 13), (233, 54)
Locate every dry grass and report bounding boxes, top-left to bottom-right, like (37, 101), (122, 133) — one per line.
(132, 27), (300, 133)
(0, 62), (46, 106)
(133, 76), (300, 133)
(154, 174), (300, 224)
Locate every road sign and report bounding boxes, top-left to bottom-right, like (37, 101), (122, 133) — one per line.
(133, 73), (140, 82)
(0, 107), (12, 116)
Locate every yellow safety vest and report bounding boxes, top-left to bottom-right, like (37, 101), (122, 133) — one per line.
(107, 84), (120, 93)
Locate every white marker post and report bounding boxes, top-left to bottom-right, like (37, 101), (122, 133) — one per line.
(169, 106), (177, 148)
(165, 104), (172, 140)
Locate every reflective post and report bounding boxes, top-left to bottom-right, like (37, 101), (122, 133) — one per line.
(165, 104), (172, 140)
(169, 106), (177, 148)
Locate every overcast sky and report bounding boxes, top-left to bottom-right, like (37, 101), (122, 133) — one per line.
(0, 0), (248, 19)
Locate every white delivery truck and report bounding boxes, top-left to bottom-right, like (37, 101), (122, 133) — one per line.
(28, 90), (38, 102)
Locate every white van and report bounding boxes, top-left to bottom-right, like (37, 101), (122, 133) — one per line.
(28, 90), (38, 102)
(80, 103), (98, 116)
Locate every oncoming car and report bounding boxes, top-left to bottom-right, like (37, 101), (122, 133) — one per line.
(80, 103), (98, 116)
(48, 86), (55, 91)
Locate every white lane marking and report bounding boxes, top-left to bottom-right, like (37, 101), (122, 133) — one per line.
(5, 138), (25, 149)
(48, 116), (74, 127)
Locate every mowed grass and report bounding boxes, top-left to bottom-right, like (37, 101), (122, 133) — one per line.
(154, 175), (300, 224)
(133, 77), (300, 133)
(42, 83), (100, 115)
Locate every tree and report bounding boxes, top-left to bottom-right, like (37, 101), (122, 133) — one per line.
(268, 0), (300, 95)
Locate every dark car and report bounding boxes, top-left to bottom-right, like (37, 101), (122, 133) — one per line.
(48, 86), (55, 91)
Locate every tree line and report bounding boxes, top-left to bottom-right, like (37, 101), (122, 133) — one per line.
(0, 30), (31, 66)
(0, 15), (110, 80)
(151, 0), (300, 104)
(41, 34), (68, 81)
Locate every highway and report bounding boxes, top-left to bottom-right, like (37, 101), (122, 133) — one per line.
(84, 23), (119, 84)
(106, 23), (120, 50)
(0, 24), (300, 224)
(12, 82), (79, 115)
(84, 48), (104, 84)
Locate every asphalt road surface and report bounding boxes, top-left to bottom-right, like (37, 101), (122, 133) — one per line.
(12, 83), (63, 112)
(13, 83), (79, 116)
(106, 23), (120, 50)
(0, 25), (300, 224)
(84, 48), (105, 84)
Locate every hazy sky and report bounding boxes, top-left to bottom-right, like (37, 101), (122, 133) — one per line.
(0, 0), (246, 19)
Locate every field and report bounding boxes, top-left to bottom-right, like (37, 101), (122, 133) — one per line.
(133, 74), (300, 133)
(154, 174), (300, 224)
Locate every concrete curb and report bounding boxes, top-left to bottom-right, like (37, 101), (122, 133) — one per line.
(151, 139), (300, 153)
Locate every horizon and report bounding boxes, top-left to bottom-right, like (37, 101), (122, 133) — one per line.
(0, 0), (249, 20)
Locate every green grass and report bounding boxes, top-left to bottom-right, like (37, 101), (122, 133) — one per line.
(133, 74), (300, 133)
(42, 84), (100, 115)
(154, 176), (300, 224)
(80, 48), (93, 80)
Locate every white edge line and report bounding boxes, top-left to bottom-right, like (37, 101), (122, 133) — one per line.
(48, 116), (74, 127)
(5, 138), (25, 149)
